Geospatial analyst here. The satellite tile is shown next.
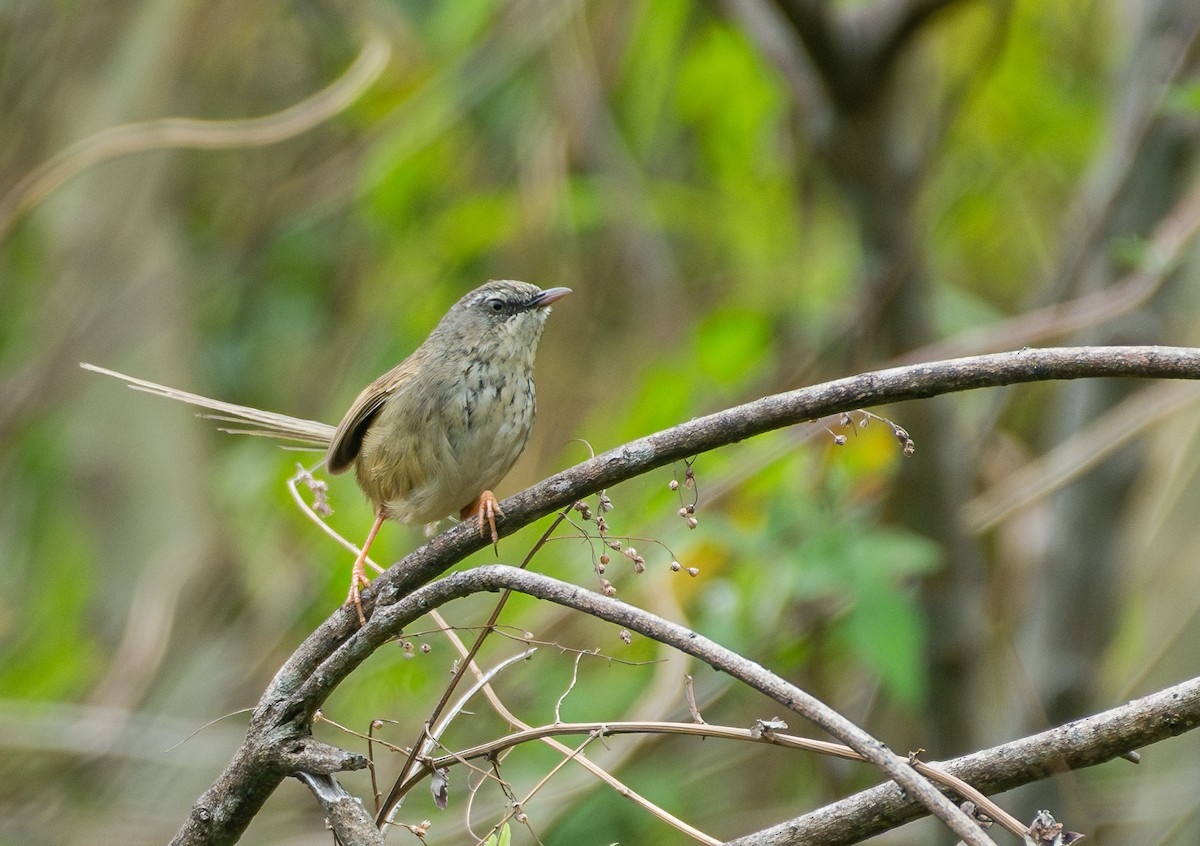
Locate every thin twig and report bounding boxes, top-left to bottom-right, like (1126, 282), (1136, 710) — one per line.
(376, 509), (571, 828)
(420, 613), (721, 844)
(287, 464), (386, 574)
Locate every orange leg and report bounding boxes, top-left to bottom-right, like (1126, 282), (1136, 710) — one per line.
(348, 512), (385, 625)
(460, 490), (503, 545)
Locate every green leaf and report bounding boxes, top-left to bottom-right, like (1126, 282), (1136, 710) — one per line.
(483, 822), (512, 846)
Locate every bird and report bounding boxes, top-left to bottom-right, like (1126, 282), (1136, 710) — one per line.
(83, 280), (571, 624)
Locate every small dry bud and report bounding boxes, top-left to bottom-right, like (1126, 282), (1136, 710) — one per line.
(833, 434), (847, 445)
(607, 539), (622, 550)
(687, 517), (698, 529)
(894, 425), (915, 456)
(624, 546), (638, 559)
(619, 629), (632, 644)
(685, 504), (695, 515)
(633, 558), (645, 573)
(420, 643), (431, 654)
(840, 412), (852, 427)
(685, 567), (700, 577)
(595, 516), (608, 532)
(601, 579), (616, 596)
(670, 560), (682, 572)
(599, 553), (610, 566)
(678, 506), (689, 518)
(669, 479), (680, 491)
(599, 493), (613, 512)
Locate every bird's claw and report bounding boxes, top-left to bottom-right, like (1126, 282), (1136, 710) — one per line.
(462, 490), (502, 547)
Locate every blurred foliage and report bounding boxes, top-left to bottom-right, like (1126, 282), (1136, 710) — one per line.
(2, 1), (1200, 845)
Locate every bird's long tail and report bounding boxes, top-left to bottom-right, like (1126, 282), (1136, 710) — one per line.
(80, 363), (336, 449)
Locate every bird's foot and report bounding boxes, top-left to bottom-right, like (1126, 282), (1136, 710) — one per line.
(347, 513), (386, 626)
(461, 490), (503, 547)
(346, 561), (372, 627)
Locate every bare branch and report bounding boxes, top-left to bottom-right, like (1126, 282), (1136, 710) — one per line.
(169, 347), (1200, 846)
(726, 674), (1200, 846)
(373, 567), (998, 846)
(294, 773), (383, 846)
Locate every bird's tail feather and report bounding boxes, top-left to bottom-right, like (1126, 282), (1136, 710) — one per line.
(80, 363), (336, 449)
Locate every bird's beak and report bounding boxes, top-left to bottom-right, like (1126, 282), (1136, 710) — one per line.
(529, 286), (572, 309)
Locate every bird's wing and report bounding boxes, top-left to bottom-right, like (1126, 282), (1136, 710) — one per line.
(325, 359), (416, 475)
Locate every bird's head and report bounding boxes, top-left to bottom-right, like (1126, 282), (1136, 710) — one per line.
(440, 280), (571, 359)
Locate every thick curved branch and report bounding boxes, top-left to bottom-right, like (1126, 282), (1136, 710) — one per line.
(171, 346), (1200, 845)
(371, 345), (1200, 609)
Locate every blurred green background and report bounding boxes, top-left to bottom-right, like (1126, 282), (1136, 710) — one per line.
(2, 1), (1200, 844)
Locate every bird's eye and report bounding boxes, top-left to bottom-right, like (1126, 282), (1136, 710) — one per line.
(486, 298), (506, 313)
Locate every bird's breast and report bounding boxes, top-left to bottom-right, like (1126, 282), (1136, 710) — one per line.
(356, 357), (537, 526)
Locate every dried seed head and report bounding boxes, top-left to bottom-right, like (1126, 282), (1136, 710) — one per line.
(687, 517), (698, 529)
(670, 560), (682, 572)
(619, 629), (632, 644)
(420, 643), (431, 654)
(599, 553), (610, 566)
(599, 493), (613, 512)
(685, 567), (700, 577)
(601, 579), (616, 597)
(669, 479), (680, 491)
